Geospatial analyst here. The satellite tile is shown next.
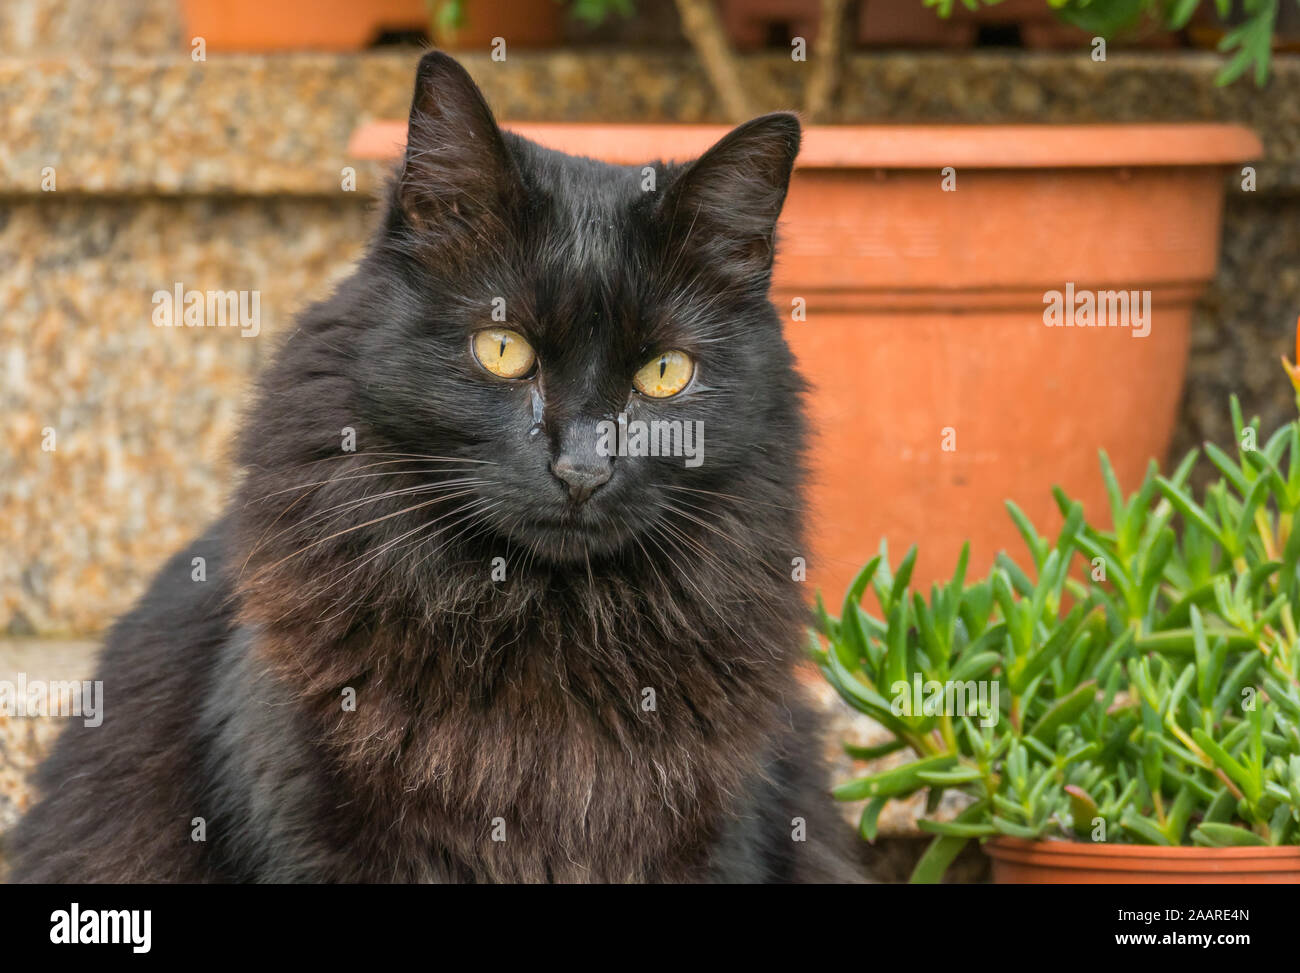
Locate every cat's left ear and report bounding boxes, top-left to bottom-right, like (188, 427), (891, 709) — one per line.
(398, 51), (522, 242)
(656, 112), (801, 281)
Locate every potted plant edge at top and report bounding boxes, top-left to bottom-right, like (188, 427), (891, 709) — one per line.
(812, 358), (1300, 883)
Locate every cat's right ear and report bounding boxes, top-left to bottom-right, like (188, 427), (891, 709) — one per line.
(397, 51), (522, 243)
(654, 112), (801, 285)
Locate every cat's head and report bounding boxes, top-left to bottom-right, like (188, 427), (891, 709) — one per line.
(241, 52), (806, 587)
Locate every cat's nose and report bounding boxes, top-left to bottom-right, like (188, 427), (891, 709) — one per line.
(550, 455), (612, 506)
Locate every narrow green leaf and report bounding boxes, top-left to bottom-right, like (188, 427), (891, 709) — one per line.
(1027, 680), (1098, 742)
(1192, 823), (1267, 847)
(889, 545), (918, 613)
(843, 739), (907, 761)
(1156, 476), (1224, 546)
(1121, 808), (1172, 846)
(1191, 728), (1260, 802)
(832, 755), (958, 802)
(916, 767), (982, 785)
(1098, 448), (1126, 539)
(917, 819), (996, 838)
(859, 796), (887, 842)
(990, 817), (1040, 839)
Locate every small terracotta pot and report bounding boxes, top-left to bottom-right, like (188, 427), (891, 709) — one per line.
(179, 0), (428, 51)
(433, 0), (565, 50)
(349, 121), (1260, 599)
(181, 0), (562, 52)
(986, 836), (1300, 883)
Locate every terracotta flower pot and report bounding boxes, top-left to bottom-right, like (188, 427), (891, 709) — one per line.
(180, 0), (428, 51)
(986, 836), (1300, 883)
(349, 120), (1260, 600)
(181, 0), (562, 52)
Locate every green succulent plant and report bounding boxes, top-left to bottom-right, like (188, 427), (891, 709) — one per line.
(812, 389), (1300, 882)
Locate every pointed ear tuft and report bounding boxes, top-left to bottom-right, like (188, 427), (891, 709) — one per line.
(656, 112), (801, 282)
(397, 51), (520, 243)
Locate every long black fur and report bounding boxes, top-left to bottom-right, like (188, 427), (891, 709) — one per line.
(10, 52), (858, 883)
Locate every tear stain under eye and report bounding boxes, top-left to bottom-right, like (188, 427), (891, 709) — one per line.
(529, 385), (544, 436)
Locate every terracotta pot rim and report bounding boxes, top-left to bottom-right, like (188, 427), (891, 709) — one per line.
(986, 835), (1300, 861)
(348, 120), (1261, 169)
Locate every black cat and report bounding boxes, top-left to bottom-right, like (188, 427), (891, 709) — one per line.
(11, 51), (857, 883)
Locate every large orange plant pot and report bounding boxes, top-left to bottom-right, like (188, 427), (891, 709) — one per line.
(349, 121), (1260, 600)
(986, 837), (1300, 883)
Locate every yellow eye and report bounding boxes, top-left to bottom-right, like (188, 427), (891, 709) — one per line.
(473, 328), (536, 380)
(633, 350), (694, 398)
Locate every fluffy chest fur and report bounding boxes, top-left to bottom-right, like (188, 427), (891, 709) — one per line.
(220, 542), (808, 882)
